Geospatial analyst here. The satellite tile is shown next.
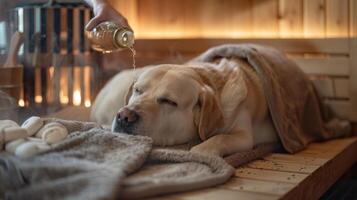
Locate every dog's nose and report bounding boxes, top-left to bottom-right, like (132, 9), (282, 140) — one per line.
(116, 107), (139, 126)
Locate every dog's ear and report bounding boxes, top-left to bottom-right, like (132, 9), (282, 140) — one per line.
(124, 81), (135, 105)
(194, 86), (224, 141)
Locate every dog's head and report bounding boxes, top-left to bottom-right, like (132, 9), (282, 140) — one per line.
(112, 64), (224, 146)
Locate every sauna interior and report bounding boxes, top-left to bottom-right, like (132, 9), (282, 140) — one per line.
(0, 0), (357, 199)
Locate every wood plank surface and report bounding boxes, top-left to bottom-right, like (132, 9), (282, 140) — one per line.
(350, 0), (357, 37)
(279, 0), (303, 38)
(263, 153), (328, 166)
(326, 0), (349, 37)
(310, 76), (335, 98)
(281, 137), (357, 200)
(220, 177), (295, 196)
(235, 167), (308, 184)
(324, 100), (354, 121)
(334, 78), (350, 98)
(245, 159), (318, 174)
(252, 0), (279, 37)
(132, 38), (350, 54)
(349, 38), (357, 121)
(303, 0), (326, 37)
(173, 188), (278, 200)
(292, 57), (350, 76)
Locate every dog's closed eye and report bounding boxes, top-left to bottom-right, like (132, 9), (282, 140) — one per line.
(134, 87), (143, 95)
(157, 97), (178, 107)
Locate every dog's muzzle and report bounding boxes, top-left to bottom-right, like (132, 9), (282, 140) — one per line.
(112, 107), (139, 134)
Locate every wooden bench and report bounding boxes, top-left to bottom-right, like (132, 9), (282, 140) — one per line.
(147, 137), (357, 200)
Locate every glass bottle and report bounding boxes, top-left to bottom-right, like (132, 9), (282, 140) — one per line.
(86, 21), (134, 53)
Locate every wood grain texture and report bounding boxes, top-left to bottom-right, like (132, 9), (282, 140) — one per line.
(292, 57), (350, 76)
(220, 177), (295, 196)
(304, 0), (325, 37)
(324, 99), (354, 120)
(326, 0), (349, 37)
(334, 78), (350, 98)
(235, 167), (308, 183)
(350, 38), (357, 121)
(132, 38), (350, 54)
(279, 0), (303, 37)
(350, 0), (357, 37)
(245, 159), (318, 174)
(263, 153), (328, 166)
(166, 188), (278, 200)
(252, 0), (279, 37)
(281, 137), (357, 200)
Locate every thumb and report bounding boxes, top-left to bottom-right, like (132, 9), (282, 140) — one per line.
(85, 16), (104, 31)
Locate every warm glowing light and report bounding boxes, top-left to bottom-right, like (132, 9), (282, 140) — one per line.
(84, 66), (91, 108)
(73, 90), (81, 106)
(84, 100), (91, 107)
(18, 99), (25, 107)
(35, 95), (43, 103)
(60, 91), (69, 105)
(60, 67), (69, 105)
(47, 66), (55, 104)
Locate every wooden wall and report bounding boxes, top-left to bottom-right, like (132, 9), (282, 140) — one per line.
(109, 0), (357, 38)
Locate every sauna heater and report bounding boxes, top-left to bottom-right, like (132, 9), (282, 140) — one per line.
(7, 1), (101, 112)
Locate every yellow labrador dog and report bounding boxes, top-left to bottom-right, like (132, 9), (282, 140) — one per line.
(91, 58), (278, 156)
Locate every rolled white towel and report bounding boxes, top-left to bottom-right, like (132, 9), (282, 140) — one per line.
(5, 138), (27, 153)
(36, 122), (68, 144)
(15, 141), (51, 158)
(21, 116), (44, 136)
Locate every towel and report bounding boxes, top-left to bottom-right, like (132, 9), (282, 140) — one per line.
(190, 44), (351, 153)
(1, 118), (234, 200)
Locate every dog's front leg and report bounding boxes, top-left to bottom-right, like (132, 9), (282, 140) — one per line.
(191, 108), (254, 157)
(190, 129), (254, 156)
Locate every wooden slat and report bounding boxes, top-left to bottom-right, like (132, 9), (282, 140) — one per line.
(230, 0), (253, 37)
(295, 137), (357, 159)
(292, 57), (349, 76)
(303, 0), (325, 37)
(326, 0), (349, 37)
(334, 78), (350, 98)
(281, 137), (357, 200)
(350, 38), (357, 121)
(169, 188), (278, 200)
(252, 0), (279, 37)
(235, 167), (308, 184)
(263, 153), (328, 166)
(279, 0), (303, 38)
(350, 0), (357, 37)
(245, 159), (318, 174)
(220, 177), (295, 196)
(133, 38), (350, 54)
(310, 77), (334, 98)
(324, 99), (355, 121)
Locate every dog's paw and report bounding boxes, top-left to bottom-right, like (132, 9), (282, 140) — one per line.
(190, 144), (221, 156)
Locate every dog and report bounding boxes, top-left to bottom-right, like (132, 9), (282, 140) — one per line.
(92, 58), (278, 156)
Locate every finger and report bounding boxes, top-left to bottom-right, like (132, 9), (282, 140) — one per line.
(85, 16), (104, 31)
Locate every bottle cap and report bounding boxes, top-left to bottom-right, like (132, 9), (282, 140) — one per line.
(115, 29), (135, 48)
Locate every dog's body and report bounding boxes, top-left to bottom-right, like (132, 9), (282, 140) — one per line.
(92, 58), (278, 156)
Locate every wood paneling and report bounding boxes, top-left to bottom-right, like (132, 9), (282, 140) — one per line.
(350, 0), (357, 37)
(252, 0), (279, 37)
(111, 0), (356, 38)
(326, 0), (349, 37)
(279, 0), (303, 37)
(303, 0), (325, 37)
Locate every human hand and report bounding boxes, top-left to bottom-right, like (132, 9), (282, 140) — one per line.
(85, 2), (131, 31)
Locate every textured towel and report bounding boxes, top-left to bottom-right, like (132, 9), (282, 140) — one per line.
(0, 118), (234, 200)
(191, 44), (351, 153)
